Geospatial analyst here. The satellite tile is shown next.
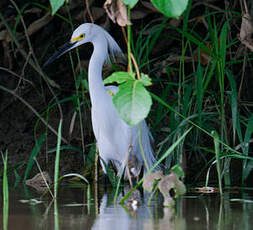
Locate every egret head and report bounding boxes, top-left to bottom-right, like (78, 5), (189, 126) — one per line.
(43, 23), (123, 67)
(70, 23), (95, 45)
(43, 23), (98, 67)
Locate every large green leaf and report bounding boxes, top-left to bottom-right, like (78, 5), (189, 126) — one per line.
(49, 0), (65, 15)
(122, 0), (139, 8)
(151, 0), (188, 18)
(113, 80), (152, 126)
(104, 71), (134, 85)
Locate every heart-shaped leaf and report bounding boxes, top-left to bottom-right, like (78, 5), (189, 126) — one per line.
(151, 0), (188, 18)
(113, 80), (152, 126)
(50, 0), (65, 15)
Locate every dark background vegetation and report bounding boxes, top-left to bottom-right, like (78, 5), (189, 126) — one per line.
(0, 0), (253, 187)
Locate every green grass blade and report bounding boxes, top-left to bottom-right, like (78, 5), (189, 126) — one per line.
(23, 133), (46, 182)
(113, 171), (124, 205)
(242, 115), (253, 184)
(2, 151), (9, 230)
(14, 169), (21, 188)
(182, 83), (193, 116)
(212, 130), (223, 194)
(54, 200), (59, 230)
(99, 157), (120, 188)
(152, 127), (193, 170)
(47, 145), (83, 154)
(59, 173), (89, 184)
(146, 19), (168, 61)
(226, 70), (238, 145)
(219, 22), (228, 69)
(174, 27), (218, 59)
(54, 119), (63, 199)
(203, 60), (216, 92)
(196, 62), (204, 125)
(87, 184), (91, 214)
(151, 92), (242, 155)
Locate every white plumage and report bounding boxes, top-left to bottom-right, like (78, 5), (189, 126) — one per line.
(44, 23), (157, 178)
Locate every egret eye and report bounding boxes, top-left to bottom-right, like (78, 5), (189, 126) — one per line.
(79, 33), (85, 39)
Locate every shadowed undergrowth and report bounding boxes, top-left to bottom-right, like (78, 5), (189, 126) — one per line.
(0, 0), (253, 193)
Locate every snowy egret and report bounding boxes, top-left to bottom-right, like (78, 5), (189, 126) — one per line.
(44, 23), (157, 178)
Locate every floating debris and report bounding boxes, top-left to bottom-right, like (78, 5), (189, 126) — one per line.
(25, 171), (52, 193)
(194, 186), (220, 193)
(19, 198), (43, 205)
(143, 168), (186, 207)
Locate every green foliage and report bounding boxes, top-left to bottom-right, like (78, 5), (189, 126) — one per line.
(23, 134), (46, 182)
(170, 164), (184, 178)
(48, 0), (190, 151)
(151, 0), (189, 18)
(140, 73), (152, 86)
(49, 0), (189, 18)
(226, 74), (236, 134)
(122, 0), (139, 9)
(49, 0), (65, 15)
(4, 0), (253, 192)
(100, 157), (121, 188)
(113, 80), (152, 126)
(104, 72), (153, 126)
(104, 71), (134, 84)
(154, 127), (193, 168)
(120, 128), (191, 204)
(102, 0), (188, 128)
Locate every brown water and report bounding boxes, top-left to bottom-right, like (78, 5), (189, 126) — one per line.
(1, 185), (253, 230)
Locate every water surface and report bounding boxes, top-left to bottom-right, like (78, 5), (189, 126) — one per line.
(1, 185), (253, 230)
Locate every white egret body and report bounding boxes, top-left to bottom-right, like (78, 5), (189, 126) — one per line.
(44, 23), (157, 177)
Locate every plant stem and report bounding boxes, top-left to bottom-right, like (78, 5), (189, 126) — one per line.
(127, 6), (133, 74)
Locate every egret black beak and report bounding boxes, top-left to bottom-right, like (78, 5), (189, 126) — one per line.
(43, 41), (77, 67)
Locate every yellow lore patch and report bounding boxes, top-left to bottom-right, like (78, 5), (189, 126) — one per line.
(71, 33), (85, 42)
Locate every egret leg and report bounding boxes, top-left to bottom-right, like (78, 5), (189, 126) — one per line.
(125, 163), (133, 188)
(126, 149), (134, 188)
